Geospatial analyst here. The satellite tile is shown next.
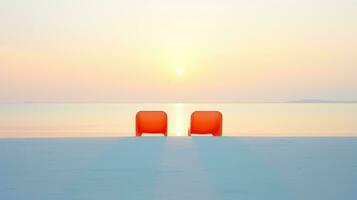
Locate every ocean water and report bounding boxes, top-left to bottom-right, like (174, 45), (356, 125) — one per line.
(0, 103), (357, 137)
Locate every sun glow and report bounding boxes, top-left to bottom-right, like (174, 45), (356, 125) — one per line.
(175, 67), (185, 76)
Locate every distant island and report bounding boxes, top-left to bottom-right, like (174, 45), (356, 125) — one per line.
(286, 99), (357, 103)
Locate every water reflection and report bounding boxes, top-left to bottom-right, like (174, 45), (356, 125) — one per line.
(173, 103), (187, 136)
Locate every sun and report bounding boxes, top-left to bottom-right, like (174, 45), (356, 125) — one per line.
(175, 67), (184, 76)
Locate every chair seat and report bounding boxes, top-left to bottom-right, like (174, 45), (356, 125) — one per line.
(189, 111), (222, 136)
(136, 111), (168, 136)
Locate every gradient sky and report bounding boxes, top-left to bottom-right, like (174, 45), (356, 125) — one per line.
(1, 0), (357, 102)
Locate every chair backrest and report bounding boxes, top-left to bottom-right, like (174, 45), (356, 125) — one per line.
(189, 111), (222, 136)
(136, 111), (168, 136)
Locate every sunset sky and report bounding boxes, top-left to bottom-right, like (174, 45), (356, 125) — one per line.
(1, 0), (357, 102)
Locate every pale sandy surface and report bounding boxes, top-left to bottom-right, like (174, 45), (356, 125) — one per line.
(0, 137), (356, 200)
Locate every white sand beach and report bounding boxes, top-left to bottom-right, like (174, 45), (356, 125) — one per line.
(1, 137), (356, 200)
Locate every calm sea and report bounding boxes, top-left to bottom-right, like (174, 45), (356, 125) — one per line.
(0, 103), (356, 137)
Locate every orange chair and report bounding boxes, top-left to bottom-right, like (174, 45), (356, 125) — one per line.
(136, 111), (168, 136)
(188, 111), (222, 136)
